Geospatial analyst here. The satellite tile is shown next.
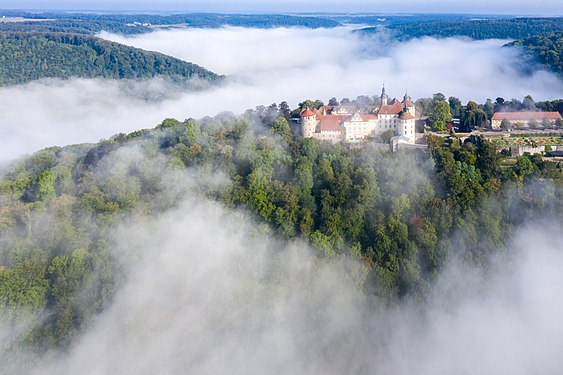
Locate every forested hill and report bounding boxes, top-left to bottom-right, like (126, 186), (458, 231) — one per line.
(507, 31), (563, 75)
(1, 104), (562, 358)
(0, 13), (341, 35)
(0, 32), (223, 86)
(358, 17), (563, 40)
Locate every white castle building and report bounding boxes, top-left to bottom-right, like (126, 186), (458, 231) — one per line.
(301, 86), (417, 144)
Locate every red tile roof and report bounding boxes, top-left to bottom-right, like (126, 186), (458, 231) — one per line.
(378, 101), (404, 115)
(399, 111), (415, 120)
(300, 108), (316, 117)
(492, 112), (562, 121)
(317, 115), (344, 132)
(403, 99), (415, 107)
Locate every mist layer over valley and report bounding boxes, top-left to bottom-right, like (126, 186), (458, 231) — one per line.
(19, 198), (563, 374)
(1, 26), (563, 161)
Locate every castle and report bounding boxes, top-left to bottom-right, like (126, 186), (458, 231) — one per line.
(300, 86), (417, 144)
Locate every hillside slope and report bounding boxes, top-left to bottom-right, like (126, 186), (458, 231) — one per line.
(0, 12), (341, 35)
(0, 32), (223, 86)
(358, 17), (563, 40)
(507, 31), (563, 75)
(0, 104), (562, 368)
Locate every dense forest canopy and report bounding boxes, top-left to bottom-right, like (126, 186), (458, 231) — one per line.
(324, 13), (505, 27)
(359, 17), (563, 40)
(0, 32), (223, 85)
(508, 31), (563, 75)
(0, 12), (341, 35)
(1, 99), (562, 366)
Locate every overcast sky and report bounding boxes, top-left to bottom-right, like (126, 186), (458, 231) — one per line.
(2, 0), (562, 15)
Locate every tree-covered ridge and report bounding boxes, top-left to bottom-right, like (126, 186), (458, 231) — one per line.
(0, 19), (151, 35)
(60, 13), (342, 29)
(1, 104), (562, 356)
(507, 31), (563, 75)
(359, 17), (563, 40)
(0, 12), (341, 35)
(325, 13), (505, 27)
(0, 32), (223, 86)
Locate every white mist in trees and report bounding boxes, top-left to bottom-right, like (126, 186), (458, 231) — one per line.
(19, 190), (563, 375)
(1, 135), (562, 374)
(25, 198), (374, 374)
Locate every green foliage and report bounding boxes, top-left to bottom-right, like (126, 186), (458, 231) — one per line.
(461, 101), (488, 131)
(0, 32), (223, 86)
(1, 104), (562, 358)
(431, 100), (452, 132)
(415, 97), (434, 117)
(271, 117), (293, 144)
(508, 31), (563, 75)
(0, 13), (340, 35)
(500, 118), (512, 131)
(0, 243), (48, 322)
(380, 129), (394, 143)
(449, 96), (463, 118)
(512, 155), (539, 183)
(158, 118), (182, 129)
(378, 17), (563, 40)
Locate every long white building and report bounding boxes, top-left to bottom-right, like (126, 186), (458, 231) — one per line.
(301, 86), (417, 144)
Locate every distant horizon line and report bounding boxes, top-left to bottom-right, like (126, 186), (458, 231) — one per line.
(1, 9), (562, 17)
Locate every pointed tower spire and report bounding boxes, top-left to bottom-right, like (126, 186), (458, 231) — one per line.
(380, 83), (388, 106)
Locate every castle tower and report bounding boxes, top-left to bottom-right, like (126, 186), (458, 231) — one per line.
(398, 107), (416, 144)
(380, 84), (388, 106)
(300, 108), (317, 138)
(402, 91), (416, 117)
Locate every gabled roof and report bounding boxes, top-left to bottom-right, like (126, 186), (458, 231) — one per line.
(348, 112), (364, 122)
(491, 112), (562, 121)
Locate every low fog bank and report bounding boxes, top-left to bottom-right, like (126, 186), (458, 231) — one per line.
(0, 78), (180, 162)
(2, 26), (562, 162)
(102, 26), (563, 102)
(22, 192), (563, 375)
